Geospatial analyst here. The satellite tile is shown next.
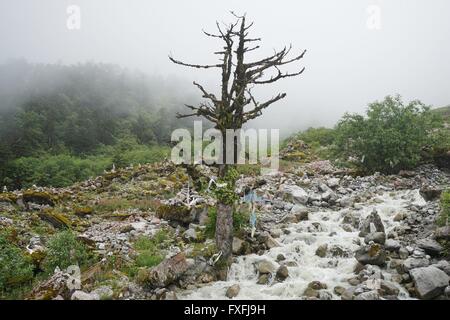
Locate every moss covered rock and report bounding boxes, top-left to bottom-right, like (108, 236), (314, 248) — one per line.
(22, 191), (56, 206)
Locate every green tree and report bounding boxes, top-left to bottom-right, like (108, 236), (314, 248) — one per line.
(334, 95), (441, 173)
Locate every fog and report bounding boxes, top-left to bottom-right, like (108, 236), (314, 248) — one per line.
(1, 0), (450, 136)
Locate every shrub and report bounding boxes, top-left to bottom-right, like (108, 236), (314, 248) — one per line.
(437, 190), (450, 227)
(43, 230), (91, 273)
(0, 235), (34, 294)
(334, 95), (441, 173)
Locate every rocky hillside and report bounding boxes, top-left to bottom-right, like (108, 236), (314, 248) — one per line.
(1, 159), (449, 300)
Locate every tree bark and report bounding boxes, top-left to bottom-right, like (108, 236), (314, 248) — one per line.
(215, 201), (233, 279)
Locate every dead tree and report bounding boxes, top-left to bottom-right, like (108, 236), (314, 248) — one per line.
(170, 13), (306, 273)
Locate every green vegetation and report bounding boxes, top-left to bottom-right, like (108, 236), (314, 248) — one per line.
(333, 95), (442, 173)
(0, 235), (34, 296)
(437, 190), (450, 227)
(43, 230), (92, 273)
(0, 61), (189, 189)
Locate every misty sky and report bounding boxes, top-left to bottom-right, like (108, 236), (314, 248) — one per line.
(1, 0), (449, 134)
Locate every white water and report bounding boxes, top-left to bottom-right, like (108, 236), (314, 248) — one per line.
(180, 189), (426, 300)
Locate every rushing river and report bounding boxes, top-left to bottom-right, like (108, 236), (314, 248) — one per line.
(179, 189), (426, 300)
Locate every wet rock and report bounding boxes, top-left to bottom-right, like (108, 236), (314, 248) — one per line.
(359, 209), (385, 237)
(417, 239), (443, 257)
(265, 235), (281, 249)
(315, 244), (328, 258)
(334, 286), (346, 296)
(257, 260), (276, 274)
(257, 273), (271, 285)
(276, 266), (289, 281)
(307, 281), (328, 290)
(276, 254), (286, 262)
(364, 232), (386, 245)
(355, 244), (386, 266)
(303, 287), (319, 298)
(341, 287), (356, 300)
(410, 266), (450, 299)
(399, 247), (409, 259)
(226, 284), (240, 299)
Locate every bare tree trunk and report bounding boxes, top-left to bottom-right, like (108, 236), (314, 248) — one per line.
(215, 201), (233, 279)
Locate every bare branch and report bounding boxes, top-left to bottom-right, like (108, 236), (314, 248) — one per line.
(169, 55), (222, 69)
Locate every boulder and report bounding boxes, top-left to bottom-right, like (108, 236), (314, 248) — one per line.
(276, 266), (289, 281)
(265, 235), (281, 249)
(355, 244), (386, 266)
(137, 253), (190, 288)
(402, 257), (430, 272)
(183, 228), (198, 242)
(419, 186), (442, 201)
(359, 209), (385, 237)
(364, 232), (386, 245)
(281, 185), (309, 205)
(417, 239), (444, 257)
(225, 284), (240, 299)
(257, 260), (276, 274)
(385, 239), (401, 252)
(410, 266), (449, 299)
(315, 244), (328, 258)
(257, 273), (271, 285)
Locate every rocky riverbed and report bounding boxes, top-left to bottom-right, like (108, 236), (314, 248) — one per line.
(1, 160), (449, 300)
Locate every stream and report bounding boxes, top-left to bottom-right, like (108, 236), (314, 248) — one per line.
(179, 189), (426, 300)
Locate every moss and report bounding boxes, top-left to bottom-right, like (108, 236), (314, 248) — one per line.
(437, 190), (450, 227)
(38, 210), (71, 229)
(74, 206), (94, 217)
(0, 192), (18, 203)
(156, 204), (192, 223)
(22, 190), (56, 206)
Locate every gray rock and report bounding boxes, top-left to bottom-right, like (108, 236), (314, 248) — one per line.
(257, 273), (271, 285)
(334, 286), (346, 296)
(364, 232), (386, 245)
(71, 290), (100, 300)
(379, 280), (400, 296)
(410, 266), (450, 299)
(402, 257), (430, 271)
(354, 290), (380, 300)
(341, 287), (356, 300)
(359, 209), (385, 237)
(232, 237), (245, 255)
(385, 239), (401, 252)
(257, 260), (276, 274)
(183, 228), (197, 242)
(355, 244), (386, 266)
(282, 185), (309, 205)
(226, 284), (240, 299)
(91, 286), (114, 300)
(417, 239), (443, 257)
(315, 244), (328, 258)
(434, 260), (450, 276)
(419, 186), (442, 201)
(276, 265), (289, 281)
